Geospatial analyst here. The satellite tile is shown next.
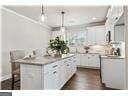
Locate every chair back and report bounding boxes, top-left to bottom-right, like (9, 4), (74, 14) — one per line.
(10, 50), (25, 72)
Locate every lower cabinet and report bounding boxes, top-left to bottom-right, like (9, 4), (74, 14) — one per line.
(101, 58), (126, 89)
(44, 68), (59, 89)
(77, 53), (100, 68)
(58, 60), (67, 89)
(21, 55), (77, 90)
(44, 55), (77, 89)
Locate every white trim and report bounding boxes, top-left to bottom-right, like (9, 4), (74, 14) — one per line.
(77, 65), (100, 69)
(0, 74), (11, 82)
(2, 7), (51, 30)
(0, 6), (2, 89)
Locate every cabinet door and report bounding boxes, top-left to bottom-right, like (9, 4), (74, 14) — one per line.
(71, 56), (77, 73)
(68, 56), (77, 77)
(44, 70), (58, 89)
(58, 60), (67, 88)
(101, 58), (126, 89)
(87, 29), (96, 45)
(95, 26), (106, 44)
(76, 53), (81, 66)
(81, 54), (88, 67)
(87, 26), (106, 45)
(65, 58), (72, 80)
(44, 62), (59, 89)
(87, 54), (100, 68)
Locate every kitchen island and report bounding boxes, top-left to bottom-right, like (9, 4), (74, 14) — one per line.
(14, 54), (77, 90)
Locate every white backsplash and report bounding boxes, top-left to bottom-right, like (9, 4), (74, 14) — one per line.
(69, 45), (106, 55)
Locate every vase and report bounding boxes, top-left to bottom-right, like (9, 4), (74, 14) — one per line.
(54, 51), (62, 57)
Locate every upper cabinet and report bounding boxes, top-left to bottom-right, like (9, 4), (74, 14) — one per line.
(114, 13), (125, 42)
(105, 6), (124, 42)
(87, 25), (106, 45)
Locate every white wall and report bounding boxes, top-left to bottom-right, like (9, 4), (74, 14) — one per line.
(1, 7), (51, 81)
(0, 6), (2, 89)
(124, 6), (128, 89)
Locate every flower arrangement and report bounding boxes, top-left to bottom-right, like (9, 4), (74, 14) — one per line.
(48, 37), (69, 57)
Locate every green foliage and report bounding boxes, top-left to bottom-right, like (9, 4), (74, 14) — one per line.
(48, 37), (69, 54)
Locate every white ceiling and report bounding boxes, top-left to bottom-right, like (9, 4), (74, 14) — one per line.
(4, 5), (109, 27)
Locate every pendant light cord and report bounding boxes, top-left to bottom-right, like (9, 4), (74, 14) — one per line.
(61, 11), (65, 27)
(41, 4), (44, 14)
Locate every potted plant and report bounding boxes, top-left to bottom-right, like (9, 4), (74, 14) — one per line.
(48, 37), (69, 57)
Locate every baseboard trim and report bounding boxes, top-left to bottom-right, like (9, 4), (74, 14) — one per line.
(77, 65), (100, 69)
(1, 74), (11, 82)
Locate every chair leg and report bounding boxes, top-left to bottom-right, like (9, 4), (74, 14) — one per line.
(12, 74), (14, 90)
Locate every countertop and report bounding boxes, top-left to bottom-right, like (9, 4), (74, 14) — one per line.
(12, 54), (75, 66)
(100, 55), (125, 59)
(70, 52), (100, 54)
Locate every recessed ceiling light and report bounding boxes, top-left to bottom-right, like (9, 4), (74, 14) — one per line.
(92, 17), (97, 20)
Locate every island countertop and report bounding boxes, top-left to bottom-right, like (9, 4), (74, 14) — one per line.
(13, 54), (75, 66)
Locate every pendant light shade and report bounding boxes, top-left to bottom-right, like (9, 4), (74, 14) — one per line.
(41, 14), (45, 22)
(60, 11), (65, 32)
(41, 4), (45, 22)
(60, 26), (65, 32)
(60, 11), (66, 40)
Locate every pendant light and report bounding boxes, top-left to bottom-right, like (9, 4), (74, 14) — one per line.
(60, 11), (65, 32)
(41, 4), (45, 22)
(60, 11), (66, 40)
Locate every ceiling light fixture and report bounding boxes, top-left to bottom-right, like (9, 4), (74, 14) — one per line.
(92, 17), (97, 20)
(41, 4), (45, 22)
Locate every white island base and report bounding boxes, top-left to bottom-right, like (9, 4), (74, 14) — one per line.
(19, 54), (77, 90)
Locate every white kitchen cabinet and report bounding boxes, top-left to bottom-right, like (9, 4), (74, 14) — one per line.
(44, 62), (59, 89)
(78, 53), (100, 68)
(44, 70), (59, 89)
(58, 60), (67, 88)
(87, 54), (100, 68)
(87, 28), (96, 45)
(101, 57), (126, 89)
(87, 25), (106, 45)
(80, 54), (88, 66)
(20, 54), (77, 90)
(44, 55), (77, 89)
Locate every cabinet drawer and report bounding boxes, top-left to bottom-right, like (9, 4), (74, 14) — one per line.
(44, 62), (59, 74)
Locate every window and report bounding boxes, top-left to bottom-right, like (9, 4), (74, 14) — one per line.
(68, 31), (86, 46)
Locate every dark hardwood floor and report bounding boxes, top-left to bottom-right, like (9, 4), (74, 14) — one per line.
(62, 67), (115, 90)
(1, 67), (116, 90)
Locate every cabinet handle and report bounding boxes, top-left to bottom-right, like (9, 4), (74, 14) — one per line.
(67, 64), (69, 66)
(52, 65), (58, 68)
(53, 71), (57, 74)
